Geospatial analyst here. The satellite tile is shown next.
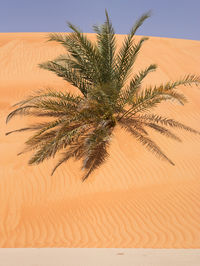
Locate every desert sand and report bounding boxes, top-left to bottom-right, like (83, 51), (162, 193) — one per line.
(0, 33), (200, 248)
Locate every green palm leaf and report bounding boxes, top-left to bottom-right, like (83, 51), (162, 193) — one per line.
(119, 119), (175, 165)
(138, 114), (200, 135)
(39, 61), (91, 96)
(118, 64), (157, 108)
(93, 9), (116, 83)
(115, 11), (151, 87)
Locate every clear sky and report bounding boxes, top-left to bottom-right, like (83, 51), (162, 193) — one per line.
(1, 0), (200, 40)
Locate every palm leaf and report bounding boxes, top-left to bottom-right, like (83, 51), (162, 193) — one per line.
(6, 105), (39, 123)
(116, 37), (149, 87)
(115, 11), (151, 87)
(81, 126), (112, 181)
(39, 61), (91, 96)
(67, 23), (102, 83)
(24, 119), (67, 145)
(51, 134), (88, 175)
(138, 114), (200, 135)
(120, 86), (189, 120)
(47, 32), (100, 83)
(28, 124), (87, 164)
(144, 122), (182, 142)
(5, 123), (49, 136)
(118, 64), (157, 108)
(119, 117), (148, 135)
(13, 89), (82, 107)
(119, 120), (174, 165)
(160, 74), (200, 91)
(93, 9), (116, 83)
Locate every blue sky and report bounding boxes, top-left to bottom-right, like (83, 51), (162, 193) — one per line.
(1, 0), (200, 40)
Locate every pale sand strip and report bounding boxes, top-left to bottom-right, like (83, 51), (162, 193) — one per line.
(0, 248), (200, 266)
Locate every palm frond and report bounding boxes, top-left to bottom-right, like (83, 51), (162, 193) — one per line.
(8, 95), (79, 124)
(24, 119), (67, 145)
(81, 126), (112, 181)
(39, 61), (91, 96)
(13, 89), (82, 107)
(119, 117), (148, 135)
(138, 114), (200, 135)
(18, 130), (58, 155)
(67, 23), (102, 82)
(5, 124), (46, 136)
(28, 123), (87, 164)
(93, 9), (116, 83)
(51, 151), (72, 176)
(28, 111), (66, 117)
(115, 11), (151, 87)
(53, 53), (96, 83)
(51, 134), (88, 175)
(34, 98), (78, 113)
(119, 85), (190, 120)
(118, 64), (157, 108)
(82, 140), (109, 181)
(47, 33), (69, 48)
(119, 120), (174, 165)
(144, 122), (181, 142)
(48, 32), (98, 79)
(48, 33), (95, 78)
(116, 37), (149, 87)
(6, 105), (39, 123)
(160, 74), (200, 90)
(130, 11), (151, 37)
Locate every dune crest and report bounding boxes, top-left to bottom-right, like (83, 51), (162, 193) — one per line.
(0, 33), (200, 247)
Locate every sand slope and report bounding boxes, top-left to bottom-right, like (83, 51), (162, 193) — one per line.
(0, 33), (200, 248)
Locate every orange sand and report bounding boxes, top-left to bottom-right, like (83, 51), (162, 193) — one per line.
(0, 33), (200, 248)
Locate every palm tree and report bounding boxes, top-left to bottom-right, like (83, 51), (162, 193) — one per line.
(6, 10), (200, 181)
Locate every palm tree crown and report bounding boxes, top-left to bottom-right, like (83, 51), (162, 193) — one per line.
(6, 10), (200, 180)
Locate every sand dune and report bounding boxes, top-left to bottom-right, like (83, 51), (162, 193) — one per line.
(0, 33), (200, 247)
